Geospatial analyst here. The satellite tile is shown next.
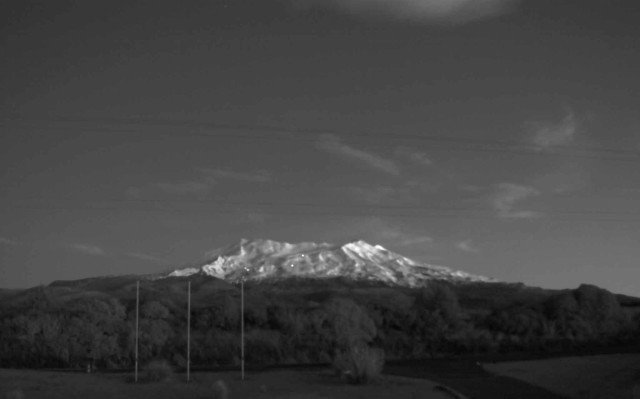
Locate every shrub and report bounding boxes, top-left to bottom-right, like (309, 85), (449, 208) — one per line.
(5, 389), (24, 399)
(211, 379), (229, 399)
(325, 297), (377, 348)
(333, 344), (384, 384)
(141, 359), (173, 382)
(245, 329), (283, 365)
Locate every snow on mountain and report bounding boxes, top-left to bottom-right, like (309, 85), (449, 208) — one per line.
(167, 238), (494, 287)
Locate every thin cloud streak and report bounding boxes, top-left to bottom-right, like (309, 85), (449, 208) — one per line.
(346, 217), (433, 248)
(456, 239), (478, 253)
(492, 183), (541, 219)
(350, 185), (417, 205)
(397, 235), (434, 247)
(154, 167), (271, 195)
(316, 134), (400, 175)
(69, 243), (106, 256)
(530, 110), (578, 151)
(533, 160), (589, 194)
(156, 180), (213, 195)
(200, 168), (272, 183)
(127, 252), (167, 263)
(0, 237), (19, 246)
(395, 146), (433, 166)
(293, 0), (519, 24)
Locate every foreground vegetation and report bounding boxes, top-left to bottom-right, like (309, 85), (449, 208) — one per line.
(1, 276), (639, 371)
(0, 368), (457, 399)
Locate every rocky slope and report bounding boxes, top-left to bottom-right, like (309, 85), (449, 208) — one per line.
(168, 238), (494, 287)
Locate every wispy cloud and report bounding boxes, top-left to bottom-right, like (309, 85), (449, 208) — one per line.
(347, 217), (433, 247)
(0, 237), (19, 246)
(126, 252), (167, 263)
(200, 168), (272, 183)
(458, 184), (483, 193)
(533, 160), (589, 194)
(232, 207), (271, 224)
(395, 146), (433, 166)
(376, 224), (433, 247)
(244, 211), (270, 224)
(125, 187), (144, 199)
(529, 110), (578, 151)
(492, 183), (541, 219)
(154, 167), (272, 195)
(69, 243), (106, 256)
(350, 185), (417, 205)
(293, 0), (519, 24)
(396, 235), (434, 247)
(316, 134), (400, 175)
(156, 180), (214, 195)
(456, 239), (478, 253)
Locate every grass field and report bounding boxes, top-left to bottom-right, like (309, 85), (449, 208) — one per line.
(0, 368), (460, 399)
(483, 353), (640, 399)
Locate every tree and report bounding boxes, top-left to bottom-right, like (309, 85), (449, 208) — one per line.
(413, 283), (464, 356)
(137, 301), (173, 362)
(324, 297), (377, 349)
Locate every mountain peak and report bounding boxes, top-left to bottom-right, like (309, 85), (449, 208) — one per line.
(168, 238), (494, 286)
(343, 239), (379, 249)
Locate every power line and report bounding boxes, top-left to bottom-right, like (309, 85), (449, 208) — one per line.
(4, 200), (640, 223)
(7, 196), (640, 216)
(3, 117), (639, 222)
(3, 116), (640, 162)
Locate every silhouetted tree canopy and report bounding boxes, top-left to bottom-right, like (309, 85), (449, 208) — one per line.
(0, 279), (637, 369)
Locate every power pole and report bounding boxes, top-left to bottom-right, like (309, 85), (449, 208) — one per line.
(135, 280), (139, 383)
(187, 280), (191, 383)
(240, 277), (245, 381)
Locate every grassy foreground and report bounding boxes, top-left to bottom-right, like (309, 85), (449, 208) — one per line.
(483, 353), (640, 399)
(0, 368), (458, 399)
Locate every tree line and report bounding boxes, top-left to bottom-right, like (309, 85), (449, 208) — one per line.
(1, 280), (638, 369)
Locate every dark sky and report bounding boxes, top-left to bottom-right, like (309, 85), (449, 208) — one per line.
(1, 0), (640, 295)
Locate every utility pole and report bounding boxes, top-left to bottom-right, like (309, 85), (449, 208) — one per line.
(135, 280), (139, 383)
(187, 280), (191, 383)
(240, 276), (245, 381)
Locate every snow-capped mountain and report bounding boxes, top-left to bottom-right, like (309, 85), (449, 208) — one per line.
(168, 238), (494, 287)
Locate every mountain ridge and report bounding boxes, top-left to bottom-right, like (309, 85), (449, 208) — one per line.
(167, 238), (495, 287)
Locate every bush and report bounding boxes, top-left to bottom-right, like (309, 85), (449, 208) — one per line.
(245, 329), (282, 365)
(141, 359), (173, 382)
(5, 389), (24, 399)
(211, 379), (230, 399)
(333, 344), (384, 384)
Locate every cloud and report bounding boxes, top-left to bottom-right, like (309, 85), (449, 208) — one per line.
(533, 160), (589, 194)
(375, 224), (433, 247)
(156, 180), (214, 195)
(244, 211), (270, 224)
(395, 146), (433, 166)
(350, 185), (417, 205)
(396, 235), (434, 246)
(232, 207), (271, 224)
(69, 243), (106, 256)
(125, 187), (144, 199)
(126, 252), (167, 263)
(530, 110), (578, 151)
(458, 184), (483, 193)
(155, 167), (271, 195)
(293, 0), (519, 24)
(492, 183), (541, 219)
(456, 239), (478, 252)
(200, 168), (272, 183)
(347, 217), (433, 247)
(316, 134), (400, 175)
(0, 237), (19, 246)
